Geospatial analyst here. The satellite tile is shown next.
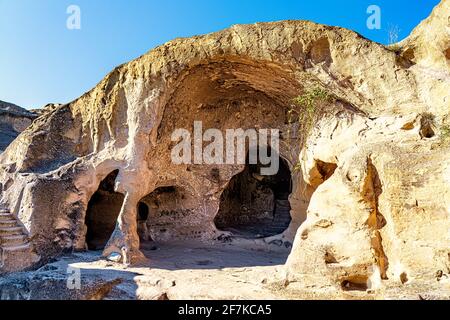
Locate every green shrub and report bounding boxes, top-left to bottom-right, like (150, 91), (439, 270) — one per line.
(287, 87), (336, 171)
(288, 88), (334, 143)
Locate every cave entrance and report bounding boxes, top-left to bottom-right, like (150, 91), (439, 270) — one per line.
(137, 201), (151, 242)
(85, 170), (124, 251)
(137, 186), (196, 243)
(215, 152), (292, 239)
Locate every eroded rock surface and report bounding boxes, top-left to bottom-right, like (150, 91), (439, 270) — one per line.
(0, 101), (37, 152)
(0, 0), (449, 299)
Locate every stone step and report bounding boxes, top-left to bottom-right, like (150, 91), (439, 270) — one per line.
(0, 241), (39, 274)
(0, 219), (17, 228)
(1, 234), (28, 247)
(0, 226), (24, 236)
(0, 213), (14, 221)
(1, 242), (31, 251)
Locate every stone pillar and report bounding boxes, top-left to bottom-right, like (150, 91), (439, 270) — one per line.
(103, 192), (145, 263)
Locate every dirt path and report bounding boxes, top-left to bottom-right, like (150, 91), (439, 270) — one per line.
(0, 241), (292, 300)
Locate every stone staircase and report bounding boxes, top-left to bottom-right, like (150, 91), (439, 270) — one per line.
(0, 208), (39, 273)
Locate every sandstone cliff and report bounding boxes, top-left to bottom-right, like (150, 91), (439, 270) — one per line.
(0, 0), (449, 299)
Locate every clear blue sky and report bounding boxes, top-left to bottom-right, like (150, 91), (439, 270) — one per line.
(0, 0), (440, 109)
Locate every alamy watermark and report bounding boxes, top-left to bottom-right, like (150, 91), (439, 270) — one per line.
(366, 5), (381, 30)
(67, 266), (81, 290)
(171, 121), (280, 176)
(66, 5), (81, 30)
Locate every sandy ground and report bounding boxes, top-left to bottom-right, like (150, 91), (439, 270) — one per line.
(100, 241), (291, 300)
(0, 241), (293, 300)
(1, 240), (449, 300)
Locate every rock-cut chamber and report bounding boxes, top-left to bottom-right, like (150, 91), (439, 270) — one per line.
(214, 152), (292, 238)
(84, 170), (124, 250)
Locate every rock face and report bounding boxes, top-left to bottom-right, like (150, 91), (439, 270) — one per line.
(0, 0), (449, 297)
(0, 101), (37, 152)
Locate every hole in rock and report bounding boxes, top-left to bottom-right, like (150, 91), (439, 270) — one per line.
(402, 48), (416, 61)
(316, 160), (337, 183)
(85, 170), (124, 250)
(396, 48), (416, 68)
(214, 150), (292, 239)
(400, 272), (409, 284)
(419, 113), (435, 139)
(309, 160), (338, 190)
(138, 202), (149, 221)
(420, 125), (435, 138)
(137, 202), (151, 242)
(324, 251), (338, 264)
(137, 186), (195, 242)
(340, 276), (369, 291)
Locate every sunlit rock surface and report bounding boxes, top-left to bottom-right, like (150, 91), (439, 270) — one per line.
(0, 0), (449, 299)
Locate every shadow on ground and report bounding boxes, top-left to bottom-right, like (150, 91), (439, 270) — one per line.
(138, 240), (290, 270)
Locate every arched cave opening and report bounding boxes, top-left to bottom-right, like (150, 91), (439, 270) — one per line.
(134, 58), (301, 267)
(85, 170), (124, 251)
(214, 151), (292, 239)
(137, 186), (194, 243)
(153, 58), (300, 242)
(138, 202), (149, 221)
(137, 201), (151, 242)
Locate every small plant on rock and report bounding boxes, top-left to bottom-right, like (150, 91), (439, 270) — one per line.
(287, 87), (335, 147)
(387, 24), (401, 52)
(439, 124), (450, 146)
(287, 87), (336, 172)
